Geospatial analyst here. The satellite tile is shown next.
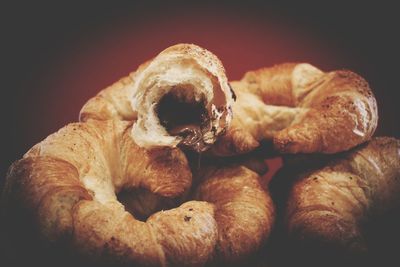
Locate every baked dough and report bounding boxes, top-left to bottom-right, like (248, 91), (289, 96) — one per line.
(214, 63), (378, 155)
(81, 62), (378, 155)
(80, 44), (235, 152)
(3, 119), (274, 266)
(282, 137), (400, 251)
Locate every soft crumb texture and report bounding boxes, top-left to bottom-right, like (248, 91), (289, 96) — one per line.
(130, 43), (234, 149)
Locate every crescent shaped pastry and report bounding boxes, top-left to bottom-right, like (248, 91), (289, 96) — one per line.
(213, 63), (378, 155)
(3, 119), (274, 266)
(281, 137), (400, 252)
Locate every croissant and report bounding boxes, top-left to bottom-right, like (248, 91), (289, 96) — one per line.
(81, 61), (378, 156)
(281, 137), (400, 254)
(81, 44), (235, 153)
(213, 63), (378, 155)
(3, 114), (274, 265)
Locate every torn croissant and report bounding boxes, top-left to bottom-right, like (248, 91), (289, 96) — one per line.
(80, 44), (235, 152)
(80, 61), (378, 155)
(130, 44), (235, 152)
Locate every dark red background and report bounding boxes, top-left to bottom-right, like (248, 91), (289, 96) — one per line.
(2, 1), (399, 178)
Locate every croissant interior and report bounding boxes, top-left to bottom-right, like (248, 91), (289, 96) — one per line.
(130, 44), (234, 151)
(156, 88), (210, 151)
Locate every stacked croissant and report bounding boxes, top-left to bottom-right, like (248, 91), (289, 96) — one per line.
(2, 44), (399, 267)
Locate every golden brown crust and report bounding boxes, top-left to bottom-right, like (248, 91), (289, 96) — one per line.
(195, 166), (275, 262)
(243, 63), (298, 106)
(211, 126), (260, 156)
(80, 44), (235, 151)
(71, 200), (166, 266)
(4, 120), (193, 266)
(216, 63), (378, 155)
(3, 157), (93, 242)
(79, 60), (377, 155)
(4, 119), (275, 266)
(79, 75), (137, 122)
(285, 137), (400, 251)
(148, 201), (218, 267)
(274, 70), (378, 153)
(24, 120), (192, 200)
(79, 61), (151, 122)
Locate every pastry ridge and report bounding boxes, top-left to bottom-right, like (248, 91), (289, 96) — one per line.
(215, 63), (378, 155)
(3, 119), (274, 266)
(284, 137), (400, 251)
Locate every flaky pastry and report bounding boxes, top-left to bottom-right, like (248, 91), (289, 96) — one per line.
(81, 44), (235, 152)
(282, 137), (400, 251)
(214, 63), (378, 155)
(3, 120), (274, 266)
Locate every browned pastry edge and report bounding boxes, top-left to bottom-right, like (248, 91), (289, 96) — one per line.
(2, 119), (275, 266)
(79, 61), (378, 156)
(285, 137), (400, 251)
(213, 63), (378, 155)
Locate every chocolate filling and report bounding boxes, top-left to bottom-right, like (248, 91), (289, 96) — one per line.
(156, 91), (210, 152)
